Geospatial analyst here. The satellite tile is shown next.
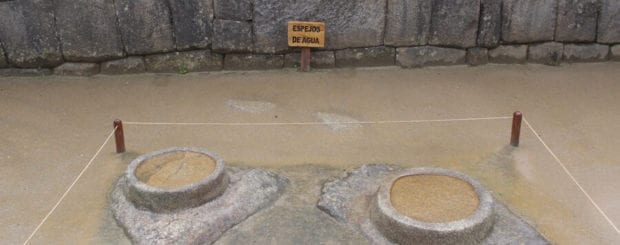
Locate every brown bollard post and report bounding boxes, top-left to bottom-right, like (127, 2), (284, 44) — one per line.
(510, 111), (522, 147)
(114, 119), (125, 153)
(300, 47), (311, 72)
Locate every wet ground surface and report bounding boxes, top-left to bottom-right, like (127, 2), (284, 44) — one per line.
(1, 63), (620, 244)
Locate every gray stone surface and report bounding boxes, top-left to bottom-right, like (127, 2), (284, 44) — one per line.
(477, 0), (502, 47)
(212, 20), (253, 53)
(56, 0), (124, 62)
(0, 0), (63, 68)
(528, 42), (564, 66)
(214, 0), (253, 20)
(253, 0), (385, 53)
(397, 46), (466, 68)
(168, 0), (213, 50)
(611, 45), (620, 61)
(489, 45), (527, 64)
(0, 68), (52, 76)
(111, 167), (288, 244)
(563, 44), (609, 62)
(467, 48), (489, 66)
(384, 0), (432, 46)
(318, 164), (549, 245)
(53, 63), (100, 76)
(224, 54), (285, 70)
(0, 44), (7, 68)
(501, 0), (557, 43)
(285, 51), (336, 69)
(114, 0), (175, 55)
(145, 51), (223, 73)
(100, 57), (146, 74)
(335, 47), (396, 68)
(598, 0), (620, 43)
(555, 0), (599, 42)
(429, 0), (480, 48)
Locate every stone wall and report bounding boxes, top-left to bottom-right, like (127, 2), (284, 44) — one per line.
(0, 0), (618, 76)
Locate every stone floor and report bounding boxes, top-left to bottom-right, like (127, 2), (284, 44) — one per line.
(1, 63), (620, 244)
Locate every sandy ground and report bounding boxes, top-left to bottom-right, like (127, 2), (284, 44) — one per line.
(1, 63), (619, 244)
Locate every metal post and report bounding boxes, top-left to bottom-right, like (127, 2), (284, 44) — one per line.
(114, 119), (125, 153)
(510, 111), (522, 147)
(300, 47), (311, 72)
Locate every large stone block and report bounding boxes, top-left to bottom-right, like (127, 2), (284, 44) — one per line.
(563, 44), (609, 62)
(145, 51), (223, 73)
(214, 0), (252, 20)
(56, 0), (124, 62)
(224, 54), (285, 70)
(254, 0), (385, 53)
(0, 0), (63, 68)
(477, 0), (502, 47)
(100, 57), (146, 74)
(555, 0), (599, 42)
(114, 0), (175, 55)
(284, 51), (335, 69)
(429, 0), (480, 48)
(168, 0), (213, 50)
(467, 48), (488, 66)
(384, 0), (432, 46)
(528, 42), (564, 66)
(53, 63), (100, 76)
(0, 68), (52, 76)
(598, 0), (620, 43)
(335, 47), (395, 68)
(611, 45), (620, 61)
(212, 20), (253, 53)
(502, 0), (557, 43)
(397, 46), (466, 68)
(488, 45), (527, 63)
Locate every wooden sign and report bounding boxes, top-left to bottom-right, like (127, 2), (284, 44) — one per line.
(288, 21), (325, 48)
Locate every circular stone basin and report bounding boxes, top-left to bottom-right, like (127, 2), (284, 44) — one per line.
(124, 147), (228, 213)
(371, 168), (494, 244)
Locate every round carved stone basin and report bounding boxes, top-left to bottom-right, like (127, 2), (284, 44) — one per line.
(371, 168), (495, 244)
(124, 147), (229, 212)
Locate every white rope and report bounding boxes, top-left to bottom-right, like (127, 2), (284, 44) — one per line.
(23, 127), (118, 245)
(123, 116), (512, 126)
(524, 118), (620, 234)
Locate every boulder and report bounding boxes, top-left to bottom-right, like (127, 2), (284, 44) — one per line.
(384, 0), (432, 46)
(488, 45), (527, 64)
(55, 0), (124, 62)
(563, 44), (609, 62)
(477, 0), (502, 47)
(0, 0), (63, 68)
(429, 0), (480, 48)
(528, 42), (564, 66)
(100, 57), (146, 74)
(145, 51), (223, 73)
(114, 0), (175, 55)
(555, 0), (599, 42)
(335, 47), (395, 68)
(168, 0), (213, 50)
(397, 46), (466, 68)
(212, 20), (254, 53)
(598, 0), (620, 43)
(285, 51), (335, 69)
(253, 0), (385, 53)
(224, 54), (285, 70)
(611, 45), (620, 61)
(467, 48), (489, 66)
(0, 68), (52, 76)
(214, 0), (253, 20)
(53, 63), (100, 76)
(502, 0), (557, 43)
